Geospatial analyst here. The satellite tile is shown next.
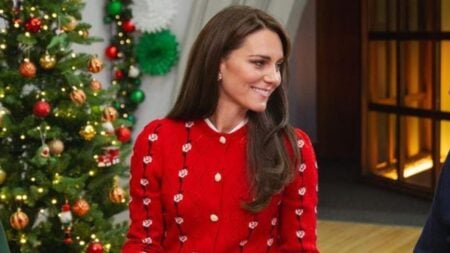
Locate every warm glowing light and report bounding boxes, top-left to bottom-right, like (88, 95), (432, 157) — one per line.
(404, 157), (433, 178)
(51, 199), (57, 204)
(79, 241), (85, 246)
(20, 235), (27, 244)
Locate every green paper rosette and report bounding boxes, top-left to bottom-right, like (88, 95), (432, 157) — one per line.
(135, 30), (179, 76)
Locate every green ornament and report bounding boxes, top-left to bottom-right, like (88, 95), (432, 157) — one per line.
(103, 16), (113, 24)
(129, 89), (145, 103)
(133, 79), (142, 86)
(91, 105), (101, 114)
(112, 100), (121, 109)
(106, 1), (123, 16)
(127, 114), (136, 124)
(135, 30), (179, 76)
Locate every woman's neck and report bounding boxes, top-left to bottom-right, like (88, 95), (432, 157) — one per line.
(208, 108), (247, 133)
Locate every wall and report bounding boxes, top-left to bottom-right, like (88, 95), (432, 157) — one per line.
(288, 0), (317, 141)
(317, 0), (361, 161)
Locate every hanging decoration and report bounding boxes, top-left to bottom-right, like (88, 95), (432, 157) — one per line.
(135, 30), (179, 76)
(130, 0), (177, 33)
(33, 100), (51, 118)
(19, 59), (37, 78)
(10, 208), (29, 230)
(103, 0), (180, 129)
(103, 0), (144, 127)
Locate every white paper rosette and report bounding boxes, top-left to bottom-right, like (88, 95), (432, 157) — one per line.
(131, 0), (178, 33)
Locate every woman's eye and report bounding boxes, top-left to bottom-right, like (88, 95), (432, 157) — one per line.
(252, 61), (265, 67)
(276, 63), (283, 71)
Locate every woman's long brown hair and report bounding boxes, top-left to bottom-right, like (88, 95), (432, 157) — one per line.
(167, 5), (300, 212)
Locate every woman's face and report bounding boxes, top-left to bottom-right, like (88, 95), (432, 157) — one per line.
(218, 29), (284, 114)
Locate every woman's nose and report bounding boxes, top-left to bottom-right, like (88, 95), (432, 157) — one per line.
(263, 68), (281, 83)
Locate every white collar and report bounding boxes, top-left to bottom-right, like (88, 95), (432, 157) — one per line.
(204, 118), (248, 134)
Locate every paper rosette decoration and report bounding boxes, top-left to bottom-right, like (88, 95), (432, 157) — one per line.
(135, 30), (179, 76)
(131, 0), (177, 33)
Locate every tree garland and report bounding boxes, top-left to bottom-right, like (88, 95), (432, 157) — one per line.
(103, 0), (179, 126)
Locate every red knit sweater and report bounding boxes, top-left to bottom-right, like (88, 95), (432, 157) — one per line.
(122, 118), (319, 253)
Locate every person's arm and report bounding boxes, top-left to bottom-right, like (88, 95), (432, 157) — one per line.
(278, 129), (319, 253)
(122, 120), (165, 252)
(414, 151), (450, 253)
(0, 221), (10, 253)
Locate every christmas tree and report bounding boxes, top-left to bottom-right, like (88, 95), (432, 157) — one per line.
(0, 0), (132, 252)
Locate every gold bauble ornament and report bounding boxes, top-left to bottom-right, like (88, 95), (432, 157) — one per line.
(72, 198), (90, 217)
(90, 79), (102, 92)
(10, 209), (29, 230)
(109, 185), (126, 204)
(0, 169), (6, 185)
(102, 106), (118, 122)
(39, 52), (57, 70)
(48, 139), (64, 155)
(87, 57), (103, 73)
(69, 89), (86, 106)
(62, 16), (77, 32)
(80, 124), (96, 141)
(19, 59), (37, 78)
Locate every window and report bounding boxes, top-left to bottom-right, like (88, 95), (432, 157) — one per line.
(363, 0), (450, 195)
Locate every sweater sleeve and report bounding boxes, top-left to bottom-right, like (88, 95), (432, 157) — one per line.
(122, 120), (165, 253)
(279, 129), (319, 253)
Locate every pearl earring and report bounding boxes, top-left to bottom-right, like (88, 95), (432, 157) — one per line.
(217, 73), (222, 81)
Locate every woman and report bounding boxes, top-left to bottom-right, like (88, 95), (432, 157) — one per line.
(123, 5), (319, 253)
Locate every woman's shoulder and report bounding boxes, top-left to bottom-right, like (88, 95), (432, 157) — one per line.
(135, 118), (186, 139)
(293, 127), (313, 144)
(140, 118), (186, 132)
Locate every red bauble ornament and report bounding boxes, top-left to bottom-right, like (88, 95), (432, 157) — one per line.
(25, 17), (42, 33)
(116, 126), (131, 143)
(105, 45), (119, 59)
(33, 100), (51, 118)
(87, 242), (104, 253)
(114, 69), (124, 80)
(121, 20), (135, 33)
(72, 198), (90, 217)
(19, 59), (37, 78)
